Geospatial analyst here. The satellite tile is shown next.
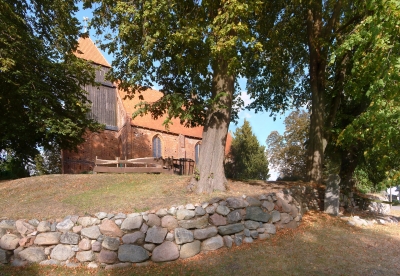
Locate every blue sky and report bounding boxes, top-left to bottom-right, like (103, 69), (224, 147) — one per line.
(75, 7), (289, 179)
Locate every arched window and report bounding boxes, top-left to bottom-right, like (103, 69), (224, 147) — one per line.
(195, 143), (201, 164)
(152, 136), (162, 158)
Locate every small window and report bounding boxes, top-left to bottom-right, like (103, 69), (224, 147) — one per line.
(152, 136), (162, 158)
(195, 143), (201, 164)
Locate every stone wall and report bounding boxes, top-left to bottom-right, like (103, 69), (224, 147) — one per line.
(0, 187), (320, 268)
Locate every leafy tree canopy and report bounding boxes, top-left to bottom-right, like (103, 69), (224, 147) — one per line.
(266, 110), (309, 180)
(226, 120), (269, 180)
(0, 0), (102, 162)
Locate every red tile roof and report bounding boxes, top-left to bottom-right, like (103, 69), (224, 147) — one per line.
(118, 88), (204, 138)
(75, 37), (111, 67)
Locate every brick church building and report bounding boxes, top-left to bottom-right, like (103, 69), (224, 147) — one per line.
(62, 37), (231, 174)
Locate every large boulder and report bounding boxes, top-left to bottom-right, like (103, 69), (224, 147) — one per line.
(201, 235), (224, 251)
(118, 244), (149, 263)
(151, 241), (179, 262)
(180, 240), (201, 259)
(34, 232), (61, 245)
(18, 247), (46, 263)
(0, 234), (20, 250)
(245, 206), (271, 222)
(50, 244), (75, 261)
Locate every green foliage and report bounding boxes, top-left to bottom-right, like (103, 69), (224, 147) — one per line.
(34, 143), (62, 175)
(0, 0), (102, 163)
(0, 150), (29, 180)
(225, 120), (269, 180)
(266, 110), (309, 180)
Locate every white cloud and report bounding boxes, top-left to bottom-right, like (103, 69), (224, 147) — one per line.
(240, 91), (253, 106)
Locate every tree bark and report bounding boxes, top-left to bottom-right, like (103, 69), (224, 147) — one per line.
(189, 58), (234, 193)
(306, 2), (325, 184)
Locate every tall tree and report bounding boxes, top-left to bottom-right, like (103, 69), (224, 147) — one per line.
(88, 0), (286, 193)
(266, 110), (309, 180)
(225, 120), (269, 180)
(0, 0), (101, 163)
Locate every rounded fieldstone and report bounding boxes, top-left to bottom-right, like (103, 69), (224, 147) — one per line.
(262, 200), (275, 212)
(244, 220), (260, 230)
(271, 210), (281, 223)
(195, 206), (206, 216)
(193, 226), (218, 240)
(16, 220), (36, 235)
(122, 232), (145, 245)
(34, 232), (61, 245)
(18, 247), (46, 263)
(245, 206), (271, 222)
(92, 241), (102, 252)
(99, 220), (123, 237)
(161, 215), (178, 231)
(60, 232), (80, 245)
(226, 197), (248, 209)
(263, 223), (276, 234)
(201, 235), (224, 251)
(151, 241), (179, 262)
(174, 228), (194, 245)
(223, 235), (233, 248)
(147, 214), (161, 227)
(79, 238), (91, 251)
(50, 244), (75, 261)
(0, 234), (20, 250)
(121, 216), (143, 231)
(176, 209), (196, 220)
(81, 226), (101, 240)
(216, 205), (230, 216)
(77, 217), (100, 227)
(102, 236), (120, 251)
(180, 240), (201, 259)
(178, 214), (209, 229)
(217, 223), (245, 235)
(118, 244), (149, 263)
(37, 221), (51, 233)
(98, 249), (118, 264)
(227, 210), (243, 224)
(209, 213), (227, 226)
(145, 227), (167, 244)
(56, 219), (75, 233)
(76, 250), (95, 262)
(246, 196), (262, 206)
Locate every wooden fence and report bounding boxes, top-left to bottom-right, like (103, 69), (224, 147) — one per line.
(93, 156), (172, 174)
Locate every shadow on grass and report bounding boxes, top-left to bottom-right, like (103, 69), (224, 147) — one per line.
(1, 212), (399, 276)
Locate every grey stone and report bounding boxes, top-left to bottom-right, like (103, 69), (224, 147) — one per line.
(76, 250), (95, 262)
(195, 206), (206, 216)
(216, 205), (230, 216)
(16, 220), (36, 235)
(0, 248), (8, 264)
(244, 228), (251, 237)
(122, 232), (145, 245)
(324, 174), (341, 216)
(140, 223), (149, 233)
(118, 244), (149, 263)
(245, 206), (271, 222)
(151, 241), (179, 262)
(0, 234), (19, 250)
(95, 212), (108, 219)
(280, 213), (291, 224)
(180, 240), (201, 259)
(60, 232), (79, 245)
(50, 244), (74, 261)
(145, 227), (167, 244)
(290, 205), (299, 217)
(156, 208), (168, 217)
(193, 226), (218, 240)
(178, 214), (209, 229)
(77, 217), (100, 227)
(234, 234), (243, 246)
(28, 219), (39, 227)
(243, 237), (254, 243)
(0, 228), (6, 239)
(36, 221), (50, 232)
(174, 228), (194, 245)
(262, 200), (275, 212)
(56, 219), (75, 233)
(176, 209), (196, 220)
(18, 247), (46, 263)
(50, 222), (57, 232)
(0, 220), (16, 230)
(226, 197), (248, 209)
(99, 220), (124, 237)
(209, 197), (223, 204)
(81, 226), (101, 240)
(102, 236), (120, 251)
(121, 216), (143, 231)
(201, 235), (224, 251)
(161, 215), (178, 231)
(263, 223), (276, 234)
(209, 213), (227, 226)
(218, 223), (245, 235)
(246, 196), (262, 206)
(276, 198), (292, 213)
(167, 207), (177, 216)
(205, 205), (216, 214)
(185, 203), (195, 210)
(244, 220), (259, 230)
(250, 230), (259, 239)
(92, 241), (101, 252)
(259, 233), (271, 240)
(271, 210), (281, 223)
(227, 210), (243, 224)
(166, 232), (174, 242)
(144, 243), (156, 252)
(79, 238), (91, 251)
(147, 214), (161, 227)
(98, 249), (118, 264)
(114, 213), (127, 219)
(223, 236), (233, 248)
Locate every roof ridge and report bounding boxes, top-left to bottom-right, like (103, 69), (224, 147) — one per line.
(75, 37), (111, 67)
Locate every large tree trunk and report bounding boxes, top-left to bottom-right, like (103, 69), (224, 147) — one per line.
(306, 3), (325, 184)
(189, 59), (234, 193)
